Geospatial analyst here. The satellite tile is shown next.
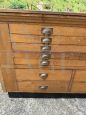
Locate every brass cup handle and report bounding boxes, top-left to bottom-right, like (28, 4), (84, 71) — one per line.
(39, 86), (48, 90)
(41, 60), (49, 66)
(42, 28), (53, 35)
(42, 38), (51, 44)
(41, 54), (50, 60)
(41, 46), (51, 52)
(39, 73), (48, 79)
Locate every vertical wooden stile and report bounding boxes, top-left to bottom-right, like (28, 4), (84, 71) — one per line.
(0, 23), (17, 91)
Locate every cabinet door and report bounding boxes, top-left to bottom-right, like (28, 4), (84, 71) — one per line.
(71, 71), (86, 93)
(0, 24), (17, 92)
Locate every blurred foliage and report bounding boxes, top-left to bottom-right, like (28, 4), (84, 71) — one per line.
(0, 0), (86, 12)
(9, 0), (28, 9)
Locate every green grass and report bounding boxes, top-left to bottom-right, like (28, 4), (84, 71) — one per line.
(0, 0), (86, 12)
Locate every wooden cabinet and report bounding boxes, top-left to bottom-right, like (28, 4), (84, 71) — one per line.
(0, 10), (86, 93)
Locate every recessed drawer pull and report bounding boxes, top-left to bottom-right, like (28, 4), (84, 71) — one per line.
(39, 73), (48, 79)
(41, 54), (50, 60)
(39, 86), (48, 90)
(41, 46), (51, 52)
(41, 60), (49, 66)
(42, 37), (52, 44)
(42, 28), (53, 35)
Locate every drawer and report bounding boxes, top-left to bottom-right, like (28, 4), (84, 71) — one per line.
(71, 83), (86, 93)
(14, 52), (86, 60)
(18, 81), (68, 92)
(10, 34), (86, 45)
(16, 69), (72, 81)
(14, 58), (86, 68)
(9, 24), (86, 36)
(10, 24), (41, 35)
(74, 71), (86, 82)
(12, 43), (86, 53)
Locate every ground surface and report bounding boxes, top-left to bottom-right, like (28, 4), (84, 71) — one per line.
(0, 83), (86, 115)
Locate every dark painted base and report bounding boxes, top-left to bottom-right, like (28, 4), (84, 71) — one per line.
(8, 92), (86, 98)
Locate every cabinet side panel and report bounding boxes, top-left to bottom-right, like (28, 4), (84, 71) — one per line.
(0, 23), (17, 92)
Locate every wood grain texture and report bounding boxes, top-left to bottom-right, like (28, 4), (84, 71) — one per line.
(12, 43), (86, 53)
(14, 64), (86, 70)
(14, 58), (86, 68)
(10, 34), (86, 45)
(0, 10), (86, 93)
(18, 81), (69, 93)
(71, 83), (86, 93)
(14, 52), (86, 60)
(9, 24), (86, 36)
(74, 71), (86, 82)
(0, 10), (86, 27)
(0, 66), (5, 91)
(16, 69), (72, 81)
(0, 24), (17, 91)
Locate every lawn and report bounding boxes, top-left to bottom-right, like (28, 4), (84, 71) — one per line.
(0, 0), (86, 12)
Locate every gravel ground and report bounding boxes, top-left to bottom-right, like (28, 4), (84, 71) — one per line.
(0, 84), (86, 115)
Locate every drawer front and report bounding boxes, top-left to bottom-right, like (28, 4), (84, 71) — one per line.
(14, 52), (86, 60)
(14, 58), (86, 68)
(18, 81), (68, 92)
(9, 24), (86, 36)
(10, 34), (86, 45)
(12, 43), (86, 53)
(16, 69), (71, 81)
(71, 83), (86, 93)
(10, 24), (41, 35)
(74, 71), (86, 82)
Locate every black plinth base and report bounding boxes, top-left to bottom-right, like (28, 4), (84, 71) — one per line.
(8, 92), (86, 98)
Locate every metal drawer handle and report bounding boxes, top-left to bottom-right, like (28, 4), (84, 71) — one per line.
(42, 37), (52, 44)
(41, 46), (51, 52)
(39, 86), (48, 90)
(41, 60), (49, 66)
(42, 28), (53, 35)
(41, 54), (50, 60)
(39, 73), (48, 79)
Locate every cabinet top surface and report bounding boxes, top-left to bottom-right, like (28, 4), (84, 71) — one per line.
(0, 9), (86, 27)
(0, 9), (86, 16)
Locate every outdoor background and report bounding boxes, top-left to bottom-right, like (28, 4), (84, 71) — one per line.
(0, 0), (86, 12)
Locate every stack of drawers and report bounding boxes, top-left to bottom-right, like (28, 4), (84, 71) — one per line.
(9, 23), (86, 93)
(0, 10), (86, 93)
(10, 24), (72, 93)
